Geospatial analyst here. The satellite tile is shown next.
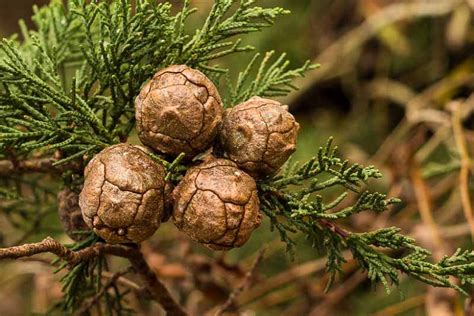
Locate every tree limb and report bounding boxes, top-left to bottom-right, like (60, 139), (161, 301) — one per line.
(127, 248), (187, 316)
(0, 237), (129, 264)
(0, 237), (187, 316)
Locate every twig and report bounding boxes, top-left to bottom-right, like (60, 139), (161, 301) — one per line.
(373, 295), (426, 316)
(449, 100), (474, 240)
(308, 271), (368, 316)
(239, 255), (331, 306)
(212, 248), (266, 316)
(266, 190), (350, 239)
(318, 219), (349, 238)
(0, 237), (129, 265)
(127, 249), (187, 316)
(0, 237), (187, 316)
(409, 162), (445, 251)
(0, 157), (72, 176)
(101, 271), (148, 295)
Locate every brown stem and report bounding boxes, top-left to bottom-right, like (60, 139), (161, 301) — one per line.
(0, 237), (84, 263)
(0, 157), (56, 175)
(264, 190), (350, 239)
(127, 248), (188, 316)
(212, 248), (266, 316)
(101, 271), (150, 297)
(0, 238), (133, 266)
(450, 100), (474, 241)
(0, 237), (187, 315)
(318, 219), (349, 238)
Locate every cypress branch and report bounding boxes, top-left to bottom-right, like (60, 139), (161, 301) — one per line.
(0, 0), (473, 314)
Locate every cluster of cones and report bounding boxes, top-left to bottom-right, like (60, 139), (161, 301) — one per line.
(60, 65), (300, 250)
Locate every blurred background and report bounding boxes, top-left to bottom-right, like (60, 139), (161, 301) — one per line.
(1, 0), (474, 315)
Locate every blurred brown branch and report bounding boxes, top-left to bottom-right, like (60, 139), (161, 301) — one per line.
(0, 156), (79, 176)
(286, 0), (463, 104)
(449, 99), (474, 240)
(211, 248), (266, 316)
(0, 157), (58, 176)
(373, 295), (426, 316)
(0, 237), (187, 316)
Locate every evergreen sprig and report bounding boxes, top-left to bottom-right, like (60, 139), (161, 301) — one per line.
(259, 138), (474, 293)
(226, 50), (317, 106)
(0, 1), (314, 312)
(0, 175), (57, 244)
(175, 0), (289, 68)
(53, 235), (108, 314)
(0, 0), (307, 165)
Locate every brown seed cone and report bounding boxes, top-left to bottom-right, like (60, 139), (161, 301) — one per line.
(135, 65), (224, 158)
(219, 96), (300, 178)
(58, 188), (90, 241)
(79, 143), (172, 244)
(172, 157), (261, 250)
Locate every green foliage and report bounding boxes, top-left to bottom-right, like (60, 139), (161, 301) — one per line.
(52, 234), (130, 314)
(259, 138), (474, 293)
(226, 50), (317, 106)
(258, 137), (398, 256)
(346, 228), (474, 293)
(57, 236), (101, 312)
(51, 235), (133, 314)
(0, 0), (307, 165)
(0, 175), (58, 244)
(174, 0), (289, 69)
(0, 187), (20, 200)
